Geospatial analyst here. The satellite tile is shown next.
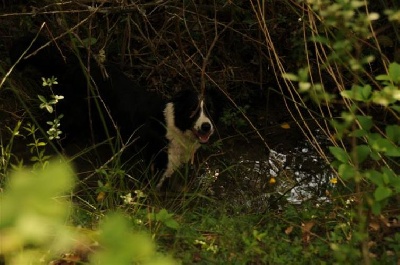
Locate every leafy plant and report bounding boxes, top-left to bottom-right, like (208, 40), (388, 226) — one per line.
(279, 0), (400, 263)
(0, 159), (76, 264)
(0, 159), (178, 264)
(332, 62), (400, 215)
(220, 106), (249, 130)
(149, 208), (180, 231)
(0, 121), (23, 177)
(89, 213), (176, 265)
(23, 122), (51, 166)
(39, 76), (64, 140)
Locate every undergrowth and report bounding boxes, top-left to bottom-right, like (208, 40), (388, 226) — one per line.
(1, 0), (400, 264)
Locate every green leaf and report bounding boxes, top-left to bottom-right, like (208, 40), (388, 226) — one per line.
(45, 105), (54, 113)
(154, 209), (180, 230)
(37, 95), (47, 103)
(341, 85), (372, 101)
(282, 73), (298, 81)
(341, 90), (353, 99)
(353, 145), (370, 164)
(155, 208), (171, 221)
(370, 138), (395, 152)
(375, 74), (391, 81)
(386, 125), (400, 143)
(390, 105), (400, 113)
(164, 218), (180, 230)
(372, 93), (389, 106)
(374, 186), (392, 201)
(370, 150), (381, 160)
(298, 67), (309, 82)
(369, 134), (400, 156)
(388, 62), (400, 83)
(299, 82), (311, 92)
(385, 146), (400, 157)
(356, 115), (373, 131)
(42, 155), (51, 161)
(329, 146), (350, 163)
(309, 35), (329, 44)
(81, 37), (97, 48)
(91, 213), (176, 265)
(338, 163), (356, 180)
(365, 170), (384, 186)
(361, 85), (372, 100)
(349, 129), (368, 138)
(381, 167), (400, 192)
(371, 200), (382, 215)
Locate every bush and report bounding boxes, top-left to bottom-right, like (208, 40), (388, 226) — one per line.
(0, 159), (177, 264)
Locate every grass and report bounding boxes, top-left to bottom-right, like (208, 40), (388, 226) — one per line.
(1, 0), (400, 264)
(1, 121), (399, 263)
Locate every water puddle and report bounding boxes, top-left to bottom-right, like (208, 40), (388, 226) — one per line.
(198, 130), (336, 212)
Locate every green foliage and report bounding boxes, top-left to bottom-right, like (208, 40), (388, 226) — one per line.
(284, 0), (400, 213)
(1, 121), (23, 176)
(282, 0), (400, 263)
(0, 72), (179, 263)
(24, 122), (51, 166)
(90, 213), (176, 265)
(0, 160), (178, 264)
(0, 159), (77, 264)
(333, 62), (400, 215)
(385, 233), (400, 257)
(374, 63), (400, 107)
(38, 76), (64, 140)
(220, 106), (249, 130)
(39, 76), (60, 113)
(149, 208), (180, 231)
(283, 67), (335, 103)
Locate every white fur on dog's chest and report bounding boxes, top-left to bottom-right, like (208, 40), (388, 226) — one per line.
(163, 103), (200, 178)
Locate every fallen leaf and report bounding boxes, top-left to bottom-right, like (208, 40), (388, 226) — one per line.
(280, 122), (291, 129)
(368, 241), (377, 248)
(369, 221), (380, 231)
(301, 222), (315, 244)
(302, 222), (315, 233)
(96, 191), (105, 202)
(285, 226), (294, 235)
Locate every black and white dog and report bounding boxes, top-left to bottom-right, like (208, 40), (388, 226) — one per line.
(157, 90), (216, 189)
(9, 35), (220, 189)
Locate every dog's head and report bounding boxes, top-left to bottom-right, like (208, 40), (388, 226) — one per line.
(169, 89), (219, 144)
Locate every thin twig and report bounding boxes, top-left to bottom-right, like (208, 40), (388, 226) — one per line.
(0, 23), (46, 91)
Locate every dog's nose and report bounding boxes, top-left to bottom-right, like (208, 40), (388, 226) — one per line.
(201, 122), (212, 132)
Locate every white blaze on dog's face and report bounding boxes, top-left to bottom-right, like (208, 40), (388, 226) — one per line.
(192, 100), (214, 144)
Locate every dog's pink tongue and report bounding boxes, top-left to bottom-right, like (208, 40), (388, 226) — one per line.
(192, 128), (212, 143)
(198, 134), (210, 143)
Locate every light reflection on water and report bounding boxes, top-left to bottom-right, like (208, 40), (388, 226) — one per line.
(198, 132), (336, 212)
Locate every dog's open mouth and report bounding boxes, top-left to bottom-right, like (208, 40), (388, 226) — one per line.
(192, 129), (213, 144)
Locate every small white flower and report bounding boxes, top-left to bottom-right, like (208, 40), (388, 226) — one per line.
(121, 193), (134, 204)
